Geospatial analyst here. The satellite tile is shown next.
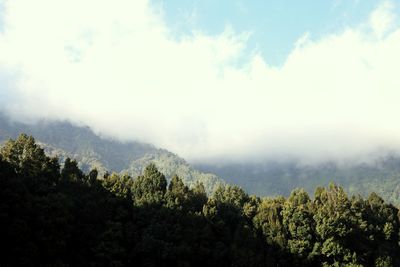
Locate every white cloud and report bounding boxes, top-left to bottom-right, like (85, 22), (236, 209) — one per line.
(0, 0), (400, 163)
(369, 0), (395, 38)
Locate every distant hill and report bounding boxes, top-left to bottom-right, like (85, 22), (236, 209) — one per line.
(3, 112), (400, 205)
(196, 156), (400, 205)
(0, 113), (223, 193)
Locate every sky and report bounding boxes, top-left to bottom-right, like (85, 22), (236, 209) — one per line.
(0, 0), (400, 163)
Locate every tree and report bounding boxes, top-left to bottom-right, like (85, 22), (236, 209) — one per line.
(61, 158), (84, 182)
(165, 175), (189, 209)
(364, 192), (400, 266)
(88, 168), (98, 185)
(0, 134), (60, 186)
(203, 185), (249, 225)
(188, 182), (208, 212)
(103, 172), (133, 198)
(2, 134), (400, 266)
(253, 196), (287, 249)
(281, 189), (315, 264)
(131, 163), (167, 205)
(313, 184), (358, 265)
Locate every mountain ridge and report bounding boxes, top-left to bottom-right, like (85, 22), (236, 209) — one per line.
(0, 113), (224, 193)
(195, 154), (400, 205)
(3, 112), (400, 205)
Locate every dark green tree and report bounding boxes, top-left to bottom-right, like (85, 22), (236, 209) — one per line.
(131, 163), (167, 205)
(1, 134), (400, 267)
(313, 184), (359, 265)
(281, 189), (315, 264)
(165, 174), (189, 209)
(88, 168), (98, 185)
(103, 172), (133, 198)
(61, 157), (84, 182)
(0, 134), (60, 183)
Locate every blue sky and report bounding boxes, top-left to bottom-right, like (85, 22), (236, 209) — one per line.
(1, 0), (400, 162)
(155, 0), (388, 66)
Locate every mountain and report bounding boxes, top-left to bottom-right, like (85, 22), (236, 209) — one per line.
(196, 156), (400, 205)
(3, 112), (400, 205)
(0, 113), (223, 193)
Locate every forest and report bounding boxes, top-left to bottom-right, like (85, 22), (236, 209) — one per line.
(1, 134), (400, 266)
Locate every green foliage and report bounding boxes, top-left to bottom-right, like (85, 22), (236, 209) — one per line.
(102, 173), (133, 198)
(88, 168), (98, 184)
(313, 184), (357, 264)
(131, 163), (167, 205)
(199, 159), (400, 206)
(253, 197), (287, 248)
(0, 116), (224, 195)
(0, 134), (59, 181)
(61, 157), (85, 182)
(165, 175), (189, 209)
(1, 134), (400, 266)
(281, 189), (315, 262)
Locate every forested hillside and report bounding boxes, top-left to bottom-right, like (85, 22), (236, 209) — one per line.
(3, 113), (400, 207)
(1, 134), (399, 266)
(0, 113), (223, 193)
(196, 157), (400, 206)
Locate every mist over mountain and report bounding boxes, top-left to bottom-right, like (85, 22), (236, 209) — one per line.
(196, 154), (400, 205)
(1, 0), (400, 163)
(3, 110), (400, 206)
(0, 112), (223, 193)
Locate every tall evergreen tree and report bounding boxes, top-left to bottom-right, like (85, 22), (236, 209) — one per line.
(131, 163), (167, 205)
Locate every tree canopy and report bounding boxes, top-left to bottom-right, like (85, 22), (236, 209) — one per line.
(1, 134), (399, 266)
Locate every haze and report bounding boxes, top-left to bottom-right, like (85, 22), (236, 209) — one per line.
(0, 0), (400, 163)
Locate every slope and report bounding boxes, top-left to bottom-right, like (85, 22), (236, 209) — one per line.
(0, 113), (223, 193)
(196, 156), (400, 205)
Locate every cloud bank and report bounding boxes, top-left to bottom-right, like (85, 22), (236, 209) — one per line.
(0, 0), (400, 163)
